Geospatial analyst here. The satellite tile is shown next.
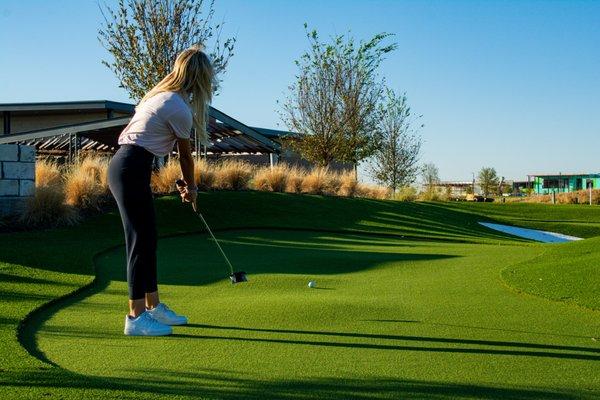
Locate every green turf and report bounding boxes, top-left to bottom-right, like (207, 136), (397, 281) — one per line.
(442, 201), (600, 238)
(1, 193), (599, 399)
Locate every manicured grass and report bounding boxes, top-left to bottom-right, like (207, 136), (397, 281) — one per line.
(503, 236), (600, 310)
(443, 201), (600, 238)
(1, 193), (599, 399)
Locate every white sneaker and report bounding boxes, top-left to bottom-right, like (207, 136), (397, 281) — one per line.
(124, 311), (173, 336)
(146, 303), (188, 326)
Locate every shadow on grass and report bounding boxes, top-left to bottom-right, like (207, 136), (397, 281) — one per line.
(19, 228), (458, 368)
(175, 324), (600, 361)
(367, 319), (599, 340)
(1, 366), (593, 400)
(101, 229), (459, 285)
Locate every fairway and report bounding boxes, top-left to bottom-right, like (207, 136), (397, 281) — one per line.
(32, 229), (600, 399)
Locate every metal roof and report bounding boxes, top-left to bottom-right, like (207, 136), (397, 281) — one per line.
(0, 100), (135, 114)
(0, 101), (281, 155)
(527, 173), (600, 178)
(250, 126), (297, 139)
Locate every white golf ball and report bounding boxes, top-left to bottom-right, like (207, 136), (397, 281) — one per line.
(308, 280), (317, 288)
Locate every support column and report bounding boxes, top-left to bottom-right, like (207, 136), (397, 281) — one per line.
(2, 111), (10, 135)
(269, 152), (279, 168)
(68, 134), (73, 163)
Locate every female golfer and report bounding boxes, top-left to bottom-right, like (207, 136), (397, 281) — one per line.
(108, 45), (213, 336)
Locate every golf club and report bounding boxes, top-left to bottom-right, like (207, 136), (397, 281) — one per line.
(175, 179), (248, 284)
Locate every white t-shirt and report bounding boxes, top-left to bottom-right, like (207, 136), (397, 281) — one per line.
(118, 91), (193, 156)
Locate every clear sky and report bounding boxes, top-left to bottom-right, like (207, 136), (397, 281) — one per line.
(1, 0), (599, 182)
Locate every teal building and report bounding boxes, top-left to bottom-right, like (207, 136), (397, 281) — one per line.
(528, 173), (600, 194)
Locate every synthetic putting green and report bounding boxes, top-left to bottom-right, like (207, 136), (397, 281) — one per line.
(2, 193), (600, 399)
(33, 229), (600, 399)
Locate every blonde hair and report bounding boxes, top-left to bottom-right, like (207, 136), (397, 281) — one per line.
(140, 45), (214, 145)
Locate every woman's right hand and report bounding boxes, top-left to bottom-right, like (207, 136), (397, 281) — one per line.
(181, 187), (197, 203)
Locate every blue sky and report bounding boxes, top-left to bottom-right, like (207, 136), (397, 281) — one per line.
(1, 0), (599, 182)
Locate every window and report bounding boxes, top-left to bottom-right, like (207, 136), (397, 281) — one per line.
(542, 179), (559, 189)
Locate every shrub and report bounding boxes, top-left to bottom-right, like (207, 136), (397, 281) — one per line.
(19, 186), (80, 228)
(418, 188), (447, 201)
(252, 165), (288, 192)
(394, 186), (418, 201)
(214, 160), (253, 190)
(35, 159), (62, 188)
(194, 158), (216, 191)
(151, 158), (181, 193)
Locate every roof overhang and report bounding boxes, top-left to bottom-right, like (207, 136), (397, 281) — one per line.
(0, 100), (135, 114)
(0, 101), (281, 154)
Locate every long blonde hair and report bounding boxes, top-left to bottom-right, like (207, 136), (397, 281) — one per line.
(140, 45), (214, 145)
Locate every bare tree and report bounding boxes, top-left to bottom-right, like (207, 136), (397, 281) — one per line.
(369, 89), (423, 192)
(98, 0), (235, 101)
(280, 26), (396, 169)
(421, 163), (440, 192)
(478, 167), (499, 198)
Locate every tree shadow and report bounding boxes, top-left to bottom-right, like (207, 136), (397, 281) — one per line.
(0, 366), (593, 399)
(99, 229), (459, 286)
(367, 319), (599, 340)
(180, 323), (600, 359)
(18, 228), (457, 368)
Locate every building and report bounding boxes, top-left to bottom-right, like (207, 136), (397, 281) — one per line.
(0, 100), (284, 165)
(0, 100), (354, 172)
(527, 173), (600, 194)
(433, 181), (474, 198)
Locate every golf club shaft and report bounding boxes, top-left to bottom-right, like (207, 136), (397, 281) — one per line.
(192, 204), (235, 276)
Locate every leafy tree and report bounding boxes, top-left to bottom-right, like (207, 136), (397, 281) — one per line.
(280, 26), (396, 169)
(478, 167), (499, 198)
(369, 89), (423, 192)
(98, 0), (235, 100)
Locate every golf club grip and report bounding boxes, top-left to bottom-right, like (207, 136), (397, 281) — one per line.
(175, 179), (197, 212)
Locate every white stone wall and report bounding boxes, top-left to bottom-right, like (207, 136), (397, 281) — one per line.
(0, 144), (35, 216)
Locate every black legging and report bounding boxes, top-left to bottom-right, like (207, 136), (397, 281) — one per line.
(108, 144), (158, 300)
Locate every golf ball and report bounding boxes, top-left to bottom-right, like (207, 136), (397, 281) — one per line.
(308, 280), (317, 288)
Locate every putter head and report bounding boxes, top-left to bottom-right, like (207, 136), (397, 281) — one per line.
(230, 271), (248, 284)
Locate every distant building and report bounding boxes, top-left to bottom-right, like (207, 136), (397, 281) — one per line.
(527, 173), (600, 194)
(432, 181), (475, 197)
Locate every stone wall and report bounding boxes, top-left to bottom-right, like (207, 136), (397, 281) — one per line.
(0, 144), (35, 217)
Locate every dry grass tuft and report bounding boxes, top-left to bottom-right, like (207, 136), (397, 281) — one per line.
(301, 167), (333, 195)
(337, 172), (358, 197)
(151, 158), (181, 194)
(252, 165), (289, 192)
(213, 160), (253, 190)
(284, 166), (306, 194)
(64, 158), (109, 210)
(19, 186), (80, 227)
(35, 159), (63, 188)
(356, 184), (391, 200)
(194, 158), (216, 191)
(79, 156), (110, 191)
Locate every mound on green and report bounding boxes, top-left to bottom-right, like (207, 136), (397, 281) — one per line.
(1, 193), (599, 399)
(503, 236), (600, 310)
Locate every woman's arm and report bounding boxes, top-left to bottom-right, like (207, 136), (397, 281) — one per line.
(176, 138), (197, 206)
